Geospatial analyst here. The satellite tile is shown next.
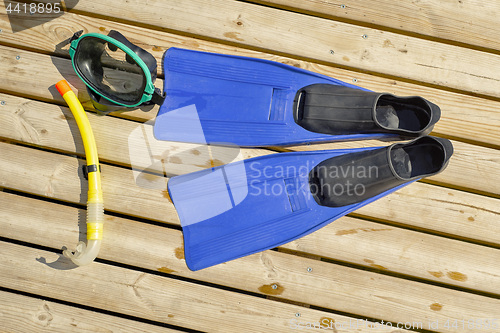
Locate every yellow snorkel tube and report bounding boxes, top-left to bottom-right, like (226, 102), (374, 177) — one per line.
(56, 80), (104, 266)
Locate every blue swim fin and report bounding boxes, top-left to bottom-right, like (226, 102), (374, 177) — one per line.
(154, 48), (440, 147)
(168, 136), (453, 270)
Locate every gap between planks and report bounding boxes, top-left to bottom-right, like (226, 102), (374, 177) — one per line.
(245, 0), (500, 54)
(0, 289), (185, 333)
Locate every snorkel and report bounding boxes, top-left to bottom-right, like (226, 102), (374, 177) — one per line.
(56, 80), (104, 266)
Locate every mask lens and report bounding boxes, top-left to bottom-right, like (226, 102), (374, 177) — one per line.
(74, 36), (147, 106)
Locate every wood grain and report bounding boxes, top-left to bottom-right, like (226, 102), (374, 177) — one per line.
(0, 141), (174, 223)
(2, 191), (500, 333)
(250, 0), (500, 52)
(354, 181), (500, 245)
(0, 290), (178, 332)
(0, 240), (419, 333)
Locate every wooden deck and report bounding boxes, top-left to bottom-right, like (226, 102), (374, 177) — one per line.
(1, 1), (499, 332)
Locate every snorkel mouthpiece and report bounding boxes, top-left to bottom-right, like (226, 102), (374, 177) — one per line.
(56, 80), (104, 266)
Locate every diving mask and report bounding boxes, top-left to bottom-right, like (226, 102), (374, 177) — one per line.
(69, 30), (165, 114)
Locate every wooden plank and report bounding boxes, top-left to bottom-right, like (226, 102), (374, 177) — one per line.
(249, 0), (500, 52)
(0, 240), (420, 333)
(429, 140), (500, 195)
(289, 139), (500, 197)
(354, 182), (500, 246)
(1, 146), (500, 295)
(64, 0), (500, 98)
(0, 290), (178, 332)
(0, 44), (93, 107)
(0, 141), (174, 223)
(285, 216), (500, 292)
(1, 94), (499, 245)
(1, 19), (500, 148)
(2, 192), (500, 332)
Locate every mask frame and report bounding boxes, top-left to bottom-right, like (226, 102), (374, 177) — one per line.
(69, 30), (165, 114)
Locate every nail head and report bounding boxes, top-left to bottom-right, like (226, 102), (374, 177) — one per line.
(341, 4), (346, 9)
(295, 313), (301, 317)
(271, 284), (278, 290)
(352, 78), (358, 83)
(362, 34), (368, 39)
(307, 267), (312, 272)
(329, 50), (334, 55)
(1, 101), (5, 106)
(16, 55), (20, 60)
